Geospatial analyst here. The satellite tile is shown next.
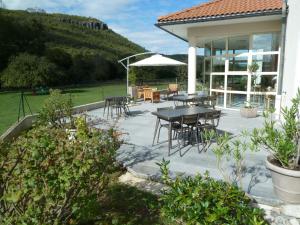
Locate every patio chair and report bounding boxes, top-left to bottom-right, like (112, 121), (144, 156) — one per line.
(155, 107), (180, 144)
(175, 114), (200, 156)
(198, 110), (222, 151)
(167, 83), (179, 98)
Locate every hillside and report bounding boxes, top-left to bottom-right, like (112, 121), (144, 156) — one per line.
(0, 9), (145, 87)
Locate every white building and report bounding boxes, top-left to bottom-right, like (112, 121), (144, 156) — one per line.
(156, 0), (300, 112)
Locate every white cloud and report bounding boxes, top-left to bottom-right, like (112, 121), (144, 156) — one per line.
(3, 0), (137, 19)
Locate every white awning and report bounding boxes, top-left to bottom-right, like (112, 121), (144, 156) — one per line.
(130, 54), (186, 67)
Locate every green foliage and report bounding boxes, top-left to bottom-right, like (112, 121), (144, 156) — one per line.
(248, 63), (259, 74)
(1, 53), (59, 88)
(206, 130), (258, 188)
(0, 121), (120, 224)
(157, 160), (267, 225)
(128, 68), (137, 86)
(38, 89), (73, 128)
(252, 89), (300, 169)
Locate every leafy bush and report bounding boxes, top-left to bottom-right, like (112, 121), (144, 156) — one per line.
(252, 89), (300, 169)
(158, 160), (267, 225)
(1, 53), (59, 88)
(38, 89), (73, 128)
(0, 121), (120, 224)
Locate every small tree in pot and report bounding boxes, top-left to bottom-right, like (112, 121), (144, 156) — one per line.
(252, 89), (300, 203)
(240, 63), (259, 118)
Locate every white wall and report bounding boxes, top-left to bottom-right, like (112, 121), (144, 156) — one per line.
(282, 0), (300, 108)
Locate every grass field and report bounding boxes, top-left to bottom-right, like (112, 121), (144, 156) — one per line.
(0, 83), (127, 134)
(0, 82), (171, 135)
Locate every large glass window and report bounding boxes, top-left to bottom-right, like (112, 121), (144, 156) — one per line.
(253, 54), (278, 72)
(227, 75), (248, 91)
(228, 36), (249, 55)
(212, 75), (224, 89)
(252, 33), (279, 52)
(212, 39), (226, 56)
(229, 56), (248, 71)
(212, 57), (225, 72)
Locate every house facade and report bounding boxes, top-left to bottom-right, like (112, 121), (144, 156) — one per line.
(157, 0), (300, 112)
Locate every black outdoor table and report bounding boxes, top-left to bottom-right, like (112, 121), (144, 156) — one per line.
(152, 106), (217, 156)
(173, 94), (208, 105)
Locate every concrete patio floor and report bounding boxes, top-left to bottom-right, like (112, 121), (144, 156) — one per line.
(86, 100), (280, 204)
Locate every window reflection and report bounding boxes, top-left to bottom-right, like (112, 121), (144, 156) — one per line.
(205, 42), (211, 56)
(212, 39), (226, 56)
(253, 54), (278, 72)
(212, 57), (225, 72)
(229, 56), (248, 71)
(212, 75), (224, 89)
(212, 92), (224, 106)
(253, 33), (279, 52)
(227, 93), (247, 109)
(252, 75), (277, 92)
(227, 75), (248, 91)
(228, 36), (249, 55)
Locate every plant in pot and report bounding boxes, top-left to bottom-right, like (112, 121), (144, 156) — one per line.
(240, 63), (259, 118)
(128, 69), (137, 98)
(240, 101), (258, 118)
(252, 89), (300, 203)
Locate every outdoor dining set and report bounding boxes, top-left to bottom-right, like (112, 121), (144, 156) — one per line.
(152, 95), (221, 156)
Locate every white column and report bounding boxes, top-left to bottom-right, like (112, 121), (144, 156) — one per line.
(188, 45), (197, 94)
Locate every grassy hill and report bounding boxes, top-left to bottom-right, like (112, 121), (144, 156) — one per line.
(0, 9), (145, 86)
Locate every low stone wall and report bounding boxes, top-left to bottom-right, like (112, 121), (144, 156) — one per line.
(0, 101), (105, 142)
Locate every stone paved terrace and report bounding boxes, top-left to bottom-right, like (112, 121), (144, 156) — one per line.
(86, 100), (279, 204)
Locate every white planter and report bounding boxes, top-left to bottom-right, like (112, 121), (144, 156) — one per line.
(240, 107), (258, 118)
(266, 156), (300, 204)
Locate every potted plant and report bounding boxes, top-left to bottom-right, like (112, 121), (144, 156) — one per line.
(252, 89), (300, 203)
(128, 69), (137, 98)
(240, 101), (258, 118)
(240, 63), (260, 118)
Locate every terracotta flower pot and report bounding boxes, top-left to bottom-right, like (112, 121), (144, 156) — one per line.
(266, 156), (300, 203)
(240, 107), (257, 118)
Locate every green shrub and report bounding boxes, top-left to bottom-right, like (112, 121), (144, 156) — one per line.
(38, 89), (73, 128)
(0, 122), (120, 224)
(1, 53), (59, 88)
(252, 89), (300, 169)
(158, 160), (267, 225)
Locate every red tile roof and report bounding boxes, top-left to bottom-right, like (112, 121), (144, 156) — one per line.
(158, 0), (282, 23)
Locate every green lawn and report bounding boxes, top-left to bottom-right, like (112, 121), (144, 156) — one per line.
(0, 83), (127, 134)
(0, 82), (170, 135)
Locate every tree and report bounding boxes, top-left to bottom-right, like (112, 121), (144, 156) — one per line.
(1, 53), (58, 88)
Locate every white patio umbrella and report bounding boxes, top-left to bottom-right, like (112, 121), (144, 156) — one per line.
(130, 54), (186, 67)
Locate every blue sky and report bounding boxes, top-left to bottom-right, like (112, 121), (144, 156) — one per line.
(3, 0), (208, 54)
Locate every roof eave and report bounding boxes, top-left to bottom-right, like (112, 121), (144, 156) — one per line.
(157, 9), (282, 26)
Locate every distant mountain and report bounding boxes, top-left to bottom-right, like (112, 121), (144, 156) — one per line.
(0, 9), (146, 86)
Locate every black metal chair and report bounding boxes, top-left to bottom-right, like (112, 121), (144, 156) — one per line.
(175, 114), (200, 156)
(155, 107), (181, 144)
(198, 110), (222, 151)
